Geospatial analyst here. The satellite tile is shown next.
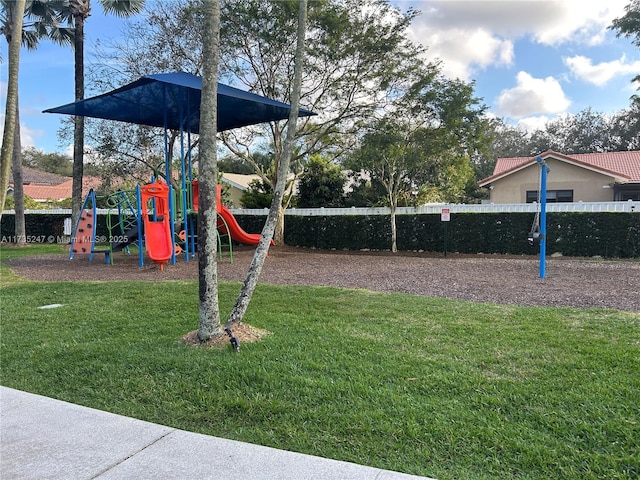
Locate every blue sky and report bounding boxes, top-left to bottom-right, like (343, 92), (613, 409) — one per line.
(1, 0), (639, 155)
(404, 0), (639, 130)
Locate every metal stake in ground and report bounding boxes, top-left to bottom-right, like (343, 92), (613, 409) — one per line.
(535, 156), (550, 279)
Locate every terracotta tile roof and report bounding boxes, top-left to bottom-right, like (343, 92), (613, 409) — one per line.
(22, 184), (71, 201)
(55, 177), (103, 193)
(479, 150), (640, 186)
(20, 176), (102, 201)
(11, 166), (69, 186)
(8, 165), (103, 202)
(570, 151), (640, 181)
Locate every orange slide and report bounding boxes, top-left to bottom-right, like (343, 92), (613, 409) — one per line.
(140, 180), (173, 270)
(192, 181), (273, 246)
(217, 203), (264, 245)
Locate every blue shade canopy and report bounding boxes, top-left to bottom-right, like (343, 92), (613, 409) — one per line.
(44, 71), (315, 133)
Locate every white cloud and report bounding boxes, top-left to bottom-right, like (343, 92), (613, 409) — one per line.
(628, 79), (640, 94)
(495, 71), (571, 118)
(64, 144), (74, 158)
(407, 1), (568, 38)
(19, 123), (38, 148)
(564, 54), (640, 86)
(403, 0), (630, 80)
(0, 113), (39, 149)
(408, 25), (514, 79)
(531, 1), (628, 46)
(408, 0), (628, 44)
(517, 115), (552, 133)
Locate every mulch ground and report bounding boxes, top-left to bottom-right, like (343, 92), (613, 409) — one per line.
(6, 245), (639, 311)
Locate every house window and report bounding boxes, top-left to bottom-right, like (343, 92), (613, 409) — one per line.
(526, 190), (574, 203)
(621, 191), (640, 201)
(613, 184), (640, 201)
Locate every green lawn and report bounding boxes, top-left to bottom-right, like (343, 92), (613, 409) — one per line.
(1, 245), (638, 479)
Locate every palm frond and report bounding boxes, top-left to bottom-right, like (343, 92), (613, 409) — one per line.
(48, 24), (74, 45)
(100, 0), (145, 18)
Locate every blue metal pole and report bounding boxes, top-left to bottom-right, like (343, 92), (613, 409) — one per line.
(536, 156), (548, 279)
(180, 118), (189, 262)
(163, 88), (170, 186)
(187, 128), (196, 258)
(88, 190), (97, 262)
(136, 184), (144, 268)
(169, 183), (176, 265)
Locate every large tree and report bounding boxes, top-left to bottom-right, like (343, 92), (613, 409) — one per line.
(297, 154), (346, 208)
(524, 107), (640, 154)
(609, 103), (640, 150)
(527, 108), (612, 154)
(0, 0), (25, 220)
(22, 147), (72, 175)
(469, 118), (531, 182)
(196, 0), (221, 342)
(1, 0), (73, 238)
(224, 0), (308, 340)
(217, 0), (428, 242)
(349, 76), (486, 252)
(64, 0), (144, 226)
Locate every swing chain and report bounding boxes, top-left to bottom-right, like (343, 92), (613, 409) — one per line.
(528, 159), (543, 245)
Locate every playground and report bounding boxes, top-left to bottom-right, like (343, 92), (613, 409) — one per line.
(44, 72), (310, 272)
(8, 246), (640, 311)
(33, 72), (638, 312)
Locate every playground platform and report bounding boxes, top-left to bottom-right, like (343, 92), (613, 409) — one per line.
(1, 387), (435, 480)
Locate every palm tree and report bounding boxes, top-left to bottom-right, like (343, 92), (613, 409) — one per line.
(0, 0), (25, 221)
(65, 0), (145, 225)
(0, 0), (73, 237)
(1, 1), (73, 52)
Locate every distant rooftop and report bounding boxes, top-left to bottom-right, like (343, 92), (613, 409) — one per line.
(479, 150), (640, 186)
(10, 166), (69, 186)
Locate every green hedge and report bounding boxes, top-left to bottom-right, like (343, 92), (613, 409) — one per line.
(1, 214), (117, 244)
(280, 212), (640, 258)
(2, 212), (639, 258)
(232, 214), (269, 237)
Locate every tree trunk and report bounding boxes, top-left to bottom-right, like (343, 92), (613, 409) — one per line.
(390, 201), (397, 253)
(386, 175), (398, 253)
(197, 0), (222, 342)
(273, 179), (297, 244)
(273, 205), (285, 244)
(13, 106), (26, 243)
(71, 12), (85, 227)
(0, 0), (25, 220)
(225, 0), (308, 334)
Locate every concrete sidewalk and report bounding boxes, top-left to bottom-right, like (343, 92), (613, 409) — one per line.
(1, 387), (435, 480)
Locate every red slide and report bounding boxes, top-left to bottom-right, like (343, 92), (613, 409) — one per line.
(192, 182), (274, 246)
(217, 204), (265, 245)
(140, 180), (173, 270)
(144, 221), (173, 266)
